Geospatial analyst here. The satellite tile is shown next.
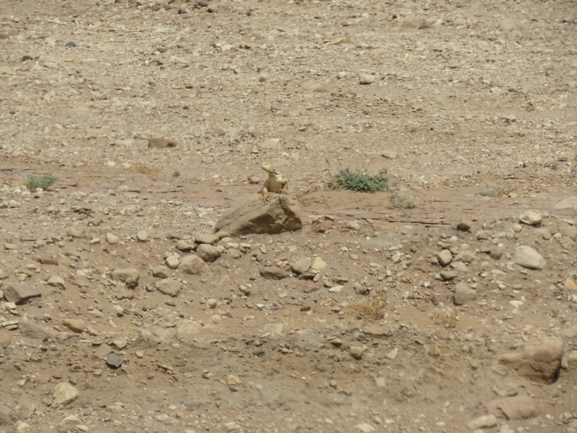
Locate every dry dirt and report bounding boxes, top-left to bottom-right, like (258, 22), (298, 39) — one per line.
(1, 0), (577, 432)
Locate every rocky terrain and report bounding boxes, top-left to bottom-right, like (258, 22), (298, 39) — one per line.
(1, 0), (577, 432)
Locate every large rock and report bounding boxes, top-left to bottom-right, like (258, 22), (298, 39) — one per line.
(486, 396), (539, 420)
(512, 246), (545, 270)
(111, 268), (140, 288)
(498, 337), (563, 383)
(215, 193), (302, 236)
(180, 254), (211, 276)
(53, 382), (79, 407)
(554, 197), (577, 209)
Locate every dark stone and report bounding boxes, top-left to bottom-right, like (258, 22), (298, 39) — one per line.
(106, 353), (123, 369)
(259, 266), (289, 280)
(4, 283), (41, 304)
(65, 41), (76, 47)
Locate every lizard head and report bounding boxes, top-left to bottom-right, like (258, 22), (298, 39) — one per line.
(261, 163), (276, 174)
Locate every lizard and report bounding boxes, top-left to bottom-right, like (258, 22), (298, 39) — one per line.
(261, 162), (288, 202)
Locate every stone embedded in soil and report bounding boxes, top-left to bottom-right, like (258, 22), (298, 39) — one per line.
(381, 150), (398, 159)
(440, 270), (458, 281)
(519, 210), (542, 225)
(350, 346), (365, 359)
(214, 193), (302, 236)
(498, 337), (563, 384)
(486, 395), (539, 420)
(466, 414), (498, 430)
(106, 353), (123, 369)
(136, 230), (148, 242)
(456, 219), (473, 231)
(437, 249), (452, 266)
(165, 254), (181, 269)
(260, 266), (289, 280)
(52, 382), (79, 407)
(152, 265), (170, 278)
(311, 257), (327, 271)
(554, 197), (577, 209)
(176, 240), (192, 251)
(106, 233), (119, 245)
(111, 268), (140, 288)
(63, 319), (85, 333)
(493, 383), (519, 397)
(156, 278), (182, 297)
(512, 246), (545, 270)
(148, 136), (178, 148)
(4, 283), (41, 304)
(195, 233), (218, 245)
(180, 254), (211, 275)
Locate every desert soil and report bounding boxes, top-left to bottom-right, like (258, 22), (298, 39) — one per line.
(1, 0), (577, 432)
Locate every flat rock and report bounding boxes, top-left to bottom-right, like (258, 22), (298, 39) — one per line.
(466, 415), (498, 430)
(196, 244), (222, 262)
(156, 279), (181, 297)
(136, 230), (148, 242)
(381, 150), (398, 159)
(20, 318), (61, 340)
(63, 319), (85, 333)
(260, 266), (289, 280)
(106, 353), (123, 369)
(106, 233), (119, 245)
(512, 246), (545, 270)
(148, 136), (178, 148)
(519, 211), (542, 225)
(53, 382), (79, 407)
(47, 275), (67, 289)
(165, 255), (181, 269)
(4, 283), (41, 304)
(111, 268), (140, 288)
(486, 395), (539, 420)
(152, 265), (170, 278)
(176, 319), (202, 339)
(554, 197), (577, 209)
(176, 240), (192, 251)
(311, 257), (327, 271)
(180, 254), (211, 275)
(195, 233), (218, 245)
(215, 193), (302, 236)
(440, 270), (458, 281)
(498, 337), (563, 383)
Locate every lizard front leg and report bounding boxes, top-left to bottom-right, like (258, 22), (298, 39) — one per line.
(280, 180), (288, 194)
(262, 183), (270, 202)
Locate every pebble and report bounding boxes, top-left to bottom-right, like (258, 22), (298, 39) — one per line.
(47, 276), (67, 289)
(195, 233), (218, 245)
(291, 257), (312, 274)
(176, 240), (192, 251)
(106, 233), (119, 245)
(207, 298), (217, 309)
(165, 255), (181, 269)
(152, 265), (170, 278)
(456, 219), (473, 231)
(106, 353), (123, 369)
(63, 319), (85, 333)
(346, 221), (361, 231)
(350, 345), (365, 359)
(136, 230), (148, 242)
(440, 270), (458, 281)
(359, 74), (376, 85)
(156, 279), (182, 297)
(437, 249), (452, 266)
(381, 150), (398, 159)
(52, 383), (80, 407)
(519, 211), (542, 225)
(466, 415), (498, 430)
(454, 283), (477, 305)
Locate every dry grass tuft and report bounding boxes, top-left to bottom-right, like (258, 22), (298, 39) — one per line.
(129, 164), (159, 175)
(351, 296), (387, 320)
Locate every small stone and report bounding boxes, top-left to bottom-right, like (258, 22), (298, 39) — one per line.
(152, 265), (170, 278)
(65, 41), (76, 47)
(493, 383), (518, 397)
(136, 230), (148, 242)
(227, 375), (242, 386)
(519, 211), (542, 226)
(195, 233), (219, 245)
(359, 74), (376, 85)
(148, 137), (178, 149)
(47, 276), (67, 290)
(156, 279), (182, 297)
(374, 377), (386, 389)
(564, 278), (577, 290)
(466, 415), (498, 430)
(106, 353), (123, 369)
(196, 244), (222, 262)
(63, 319), (85, 333)
(111, 268), (140, 288)
(456, 219), (473, 231)
(165, 255), (181, 269)
(39, 257), (59, 265)
(355, 423), (376, 433)
(437, 249), (452, 266)
(291, 258), (312, 274)
(381, 150), (398, 159)
(112, 337), (127, 350)
(69, 226), (85, 238)
(207, 299), (217, 309)
(52, 383), (79, 407)
(490, 248), (503, 260)
(440, 270), (458, 281)
(350, 346), (364, 359)
(512, 246), (545, 270)
(454, 283), (476, 306)
(176, 240), (192, 251)
(106, 233), (119, 245)
(310, 257), (327, 271)
(346, 220), (361, 231)
(180, 254), (211, 275)
(260, 266), (289, 280)
(480, 189), (497, 197)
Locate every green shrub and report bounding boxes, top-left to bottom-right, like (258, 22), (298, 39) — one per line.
(330, 168), (415, 209)
(172, 171), (181, 178)
(330, 168), (391, 193)
(25, 174), (57, 190)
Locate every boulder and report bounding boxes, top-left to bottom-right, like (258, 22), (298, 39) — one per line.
(486, 396), (539, 420)
(512, 246), (545, 270)
(498, 337), (563, 383)
(180, 254), (211, 276)
(215, 193), (302, 236)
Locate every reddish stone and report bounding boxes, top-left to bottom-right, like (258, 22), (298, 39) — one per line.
(4, 283), (41, 304)
(295, 281), (322, 294)
(300, 305), (311, 312)
(312, 220), (333, 233)
(259, 266), (289, 280)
